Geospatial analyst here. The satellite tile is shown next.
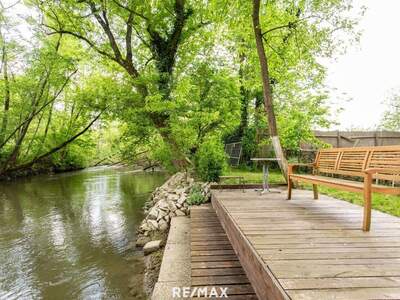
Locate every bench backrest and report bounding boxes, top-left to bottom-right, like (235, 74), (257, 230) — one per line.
(315, 145), (400, 181)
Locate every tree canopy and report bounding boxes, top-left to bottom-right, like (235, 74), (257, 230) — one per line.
(0, 0), (364, 177)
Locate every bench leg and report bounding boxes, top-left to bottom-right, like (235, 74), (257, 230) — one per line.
(313, 184), (319, 200)
(287, 178), (293, 200)
(363, 175), (372, 231)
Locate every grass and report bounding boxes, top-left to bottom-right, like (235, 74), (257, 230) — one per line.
(308, 185), (400, 218)
(223, 167), (285, 184)
(224, 167), (400, 217)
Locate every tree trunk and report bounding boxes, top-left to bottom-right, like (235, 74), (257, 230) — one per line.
(252, 0), (288, 182)
(238, 52), (249, 138)
(0, 45), (10, 146)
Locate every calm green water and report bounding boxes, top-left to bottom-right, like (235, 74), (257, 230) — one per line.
(0, 167), (166, 299)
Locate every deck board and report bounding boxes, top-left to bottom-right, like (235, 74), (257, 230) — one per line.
(190, 206), (257, 299)
(212, 188), (400, 300)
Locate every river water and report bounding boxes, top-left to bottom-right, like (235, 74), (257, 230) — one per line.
(0, 166), (166, 299)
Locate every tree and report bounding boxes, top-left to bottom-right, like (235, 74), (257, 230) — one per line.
(252, 0), (288, 180)
(381, 89), (400, 130)
(33, 0), (215, 168)
(0, 0), (363, 177)
(224, 0), (363, 178)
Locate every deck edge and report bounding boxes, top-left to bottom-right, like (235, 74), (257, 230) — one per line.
(211, 192), (290, 300)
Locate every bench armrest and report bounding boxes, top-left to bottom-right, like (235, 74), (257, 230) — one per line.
(364, 168), (400, 175)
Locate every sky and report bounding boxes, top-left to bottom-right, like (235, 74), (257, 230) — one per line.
(324, 0), (400, 130)
(5, 0), (400, 130)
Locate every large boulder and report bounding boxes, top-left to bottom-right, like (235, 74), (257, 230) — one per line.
(143, 240), (162, 255)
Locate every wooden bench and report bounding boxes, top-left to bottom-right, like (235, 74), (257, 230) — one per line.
(288, 145), (400, 231)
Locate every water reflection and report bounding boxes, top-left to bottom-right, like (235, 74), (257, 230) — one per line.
(0, 167), (166, 299)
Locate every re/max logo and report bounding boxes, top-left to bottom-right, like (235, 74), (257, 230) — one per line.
(172, 286), (228, 298)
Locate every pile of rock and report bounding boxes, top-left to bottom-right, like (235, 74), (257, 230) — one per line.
(137, 172), (194, 239)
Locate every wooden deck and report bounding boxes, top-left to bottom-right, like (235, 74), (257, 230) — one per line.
(212, 188), (400, 300)
(190, 205), (257, 299)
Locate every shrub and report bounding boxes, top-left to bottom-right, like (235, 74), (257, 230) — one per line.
(195, 138), (227, 182)
(187, 184), (206, 205)
(241, 126), (257, 163)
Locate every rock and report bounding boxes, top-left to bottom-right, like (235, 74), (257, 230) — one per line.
(157, 209), (167, 221)
(148, 207), (158, 220)
(163, 215), (170, 223)
(147, 219), (159, 230)
(169, 211), (176, 218)
(167, 194), (179, 201)
(158, 200), (169, 211)
(167, 201), (177, 212)
(136, 236), (151, 247)
(177, 196), (186, 205)
(158, 219), (168, 231)
(175, 210), (185, 216)
(143, 240), (162, 255)
(175, 188), (185, 195)
(140, 223), (151, 232)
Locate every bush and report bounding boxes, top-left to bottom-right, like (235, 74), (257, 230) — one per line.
(195, 138), (227, 182)
(241, 126), (257, 163)
(187, 184), (206, 205)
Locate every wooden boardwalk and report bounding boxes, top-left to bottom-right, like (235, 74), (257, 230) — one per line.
(190, 205), (257, 299)
(212, 188), (400, 300)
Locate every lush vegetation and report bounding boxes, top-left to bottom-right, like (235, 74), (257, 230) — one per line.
(187, 183), (207, 205)
(0, 1), (365, 178)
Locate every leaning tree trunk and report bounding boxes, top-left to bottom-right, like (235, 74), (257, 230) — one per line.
(252, 0), (288, 182)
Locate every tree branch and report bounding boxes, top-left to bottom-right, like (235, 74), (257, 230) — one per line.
(44, 24), (117, 62)
(111, 0), (149, 21)
(6, 109), (106, 173)
(126, 11), (133, 62)
(88, 2), (123, 63)
(262, 15), (318, 36)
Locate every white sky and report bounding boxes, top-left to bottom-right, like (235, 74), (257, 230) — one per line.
(325, 0), (400, 130)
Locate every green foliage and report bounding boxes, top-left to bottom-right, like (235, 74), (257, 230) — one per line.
(0, 0), (364, 177)
(277, 93), (332, 152)
(187, 183), (207, 206)
(149, 138), (176, 172)
(241, 126), (258, 163)
(380, 90), (400, 130)
(195, 138), (227, 182)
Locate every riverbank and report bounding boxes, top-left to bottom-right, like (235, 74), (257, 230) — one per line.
(134, 172), (210, 297)
(0, 161), (156, 181)
(0, 163), (85, 180)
